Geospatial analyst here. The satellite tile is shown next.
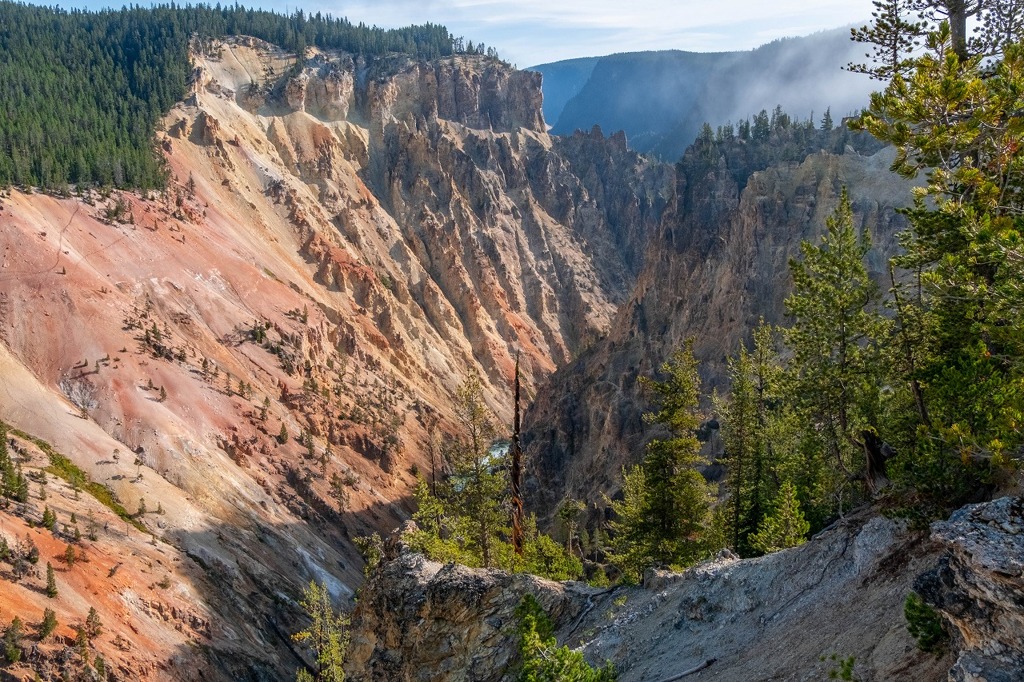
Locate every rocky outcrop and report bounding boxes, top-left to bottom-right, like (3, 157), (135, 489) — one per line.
(916, 496), (1024, 682)
(348, 510), (953, 681)
(278, 54), (546, 134)
(347, 547), (588, 681)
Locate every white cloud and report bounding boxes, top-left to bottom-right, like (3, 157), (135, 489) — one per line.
(297, 0), (876, 64)
(64, 0), (875, 65)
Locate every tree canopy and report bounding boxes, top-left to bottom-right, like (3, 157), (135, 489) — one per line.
(0, 2), (465, 190)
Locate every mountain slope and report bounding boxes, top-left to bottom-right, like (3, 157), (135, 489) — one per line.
(0, 37), (669, 679)
(537, 29), (877, 159)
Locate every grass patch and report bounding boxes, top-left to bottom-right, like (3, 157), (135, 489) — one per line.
(5, 422), (146, 532)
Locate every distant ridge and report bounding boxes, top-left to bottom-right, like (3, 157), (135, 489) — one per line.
(530, 27), (875, 160)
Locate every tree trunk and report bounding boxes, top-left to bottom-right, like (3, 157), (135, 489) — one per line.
(510, 353), (524, 555)
(862, 429), (892, 494)
(947, 0), (970, 59)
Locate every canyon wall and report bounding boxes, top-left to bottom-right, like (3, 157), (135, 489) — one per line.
(522, 127), (914, 519)
(0, 38), (667, 679)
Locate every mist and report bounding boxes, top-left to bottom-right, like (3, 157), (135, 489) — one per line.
(532, 26), (879, 160)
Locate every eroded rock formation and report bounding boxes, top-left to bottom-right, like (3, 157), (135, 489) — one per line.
(917, 496), (1024, 682)
(523, 129), (914, 520)
(348, 510), (955, 681)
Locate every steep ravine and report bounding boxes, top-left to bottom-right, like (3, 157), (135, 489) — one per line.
(0, 38), (668, 679)
(523, 129), (914, 519)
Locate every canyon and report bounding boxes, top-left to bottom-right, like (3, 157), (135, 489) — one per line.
(0, 37), (667, 679)
(0, 31), (1019, 682)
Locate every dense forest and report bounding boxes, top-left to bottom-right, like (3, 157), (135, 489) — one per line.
(0, 2), (461, 189)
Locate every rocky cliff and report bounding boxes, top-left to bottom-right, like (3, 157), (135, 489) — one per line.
(350, 500), (1024, 681)
(522, 127), (914, 519)
(0, 37), (668, 679)
(917, 496), (1024, 682)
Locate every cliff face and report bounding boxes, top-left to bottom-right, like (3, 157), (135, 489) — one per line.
(917, 496), (1024, 682)
(347, 508), (960, 681)
(523, 131), (913, 517)
(0, 38), (667, 679)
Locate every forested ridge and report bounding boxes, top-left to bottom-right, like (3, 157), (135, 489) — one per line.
(0, 2), (460, 189)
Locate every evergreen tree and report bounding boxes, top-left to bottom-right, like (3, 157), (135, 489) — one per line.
(718, 323), (787, 556)
(609, 343), (717, 580)
(406, 374), (580, 579)
(515, 595), (617, 681)
(449, 372), (505, 568)
(407, 373), (513, 569)
(854, 21), (1024, 511)
(46, 561), (57, 598)
(39, 608), (58, 640)
(85, 607), (102, 639)
(848, 0), (926, 80)
(292, 580), (348, 682)
(41, 505), (56, 531)
(820, 107), (834, 131)
(2, 616), (22, 664)
(783, 190), (889, 499)
(750, 481), (810, 554)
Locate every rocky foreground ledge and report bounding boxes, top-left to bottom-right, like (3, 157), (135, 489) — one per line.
(916, 496), (1024, 682)
(346, 498), (1024, 681)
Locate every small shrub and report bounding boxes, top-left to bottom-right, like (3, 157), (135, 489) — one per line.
(354, 533), (384, 577)
(515, 595), (616, 681)
(904, 592), (947, 653)
(826, 654), (858, 681)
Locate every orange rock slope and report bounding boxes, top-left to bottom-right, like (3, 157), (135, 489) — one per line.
(0, 37), (668, 678)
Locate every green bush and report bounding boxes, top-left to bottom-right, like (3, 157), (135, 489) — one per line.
(515, 595), (616, 682)
(904, 592), (947, 654)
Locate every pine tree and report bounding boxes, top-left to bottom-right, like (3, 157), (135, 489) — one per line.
(718, 323), (788, 555)
(42, 505), (57, 530)
(46, 562), (58, 598)
(750, 481), (810, 554)
(292, 581), (347, 682)
(449, 373), (505, 568)
(848, 0), (925, 80)
(609, 343), (717, 580)
(39, 608), (58, 640)
(820, 107), (834, 131)
(85, 607), (102, 639)
(783, 190), (889, 498)
(3, 616), (23, 664)
(853, 15), (1024, 510)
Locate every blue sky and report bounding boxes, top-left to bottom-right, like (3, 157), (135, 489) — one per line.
(59, 0), (875, 67)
